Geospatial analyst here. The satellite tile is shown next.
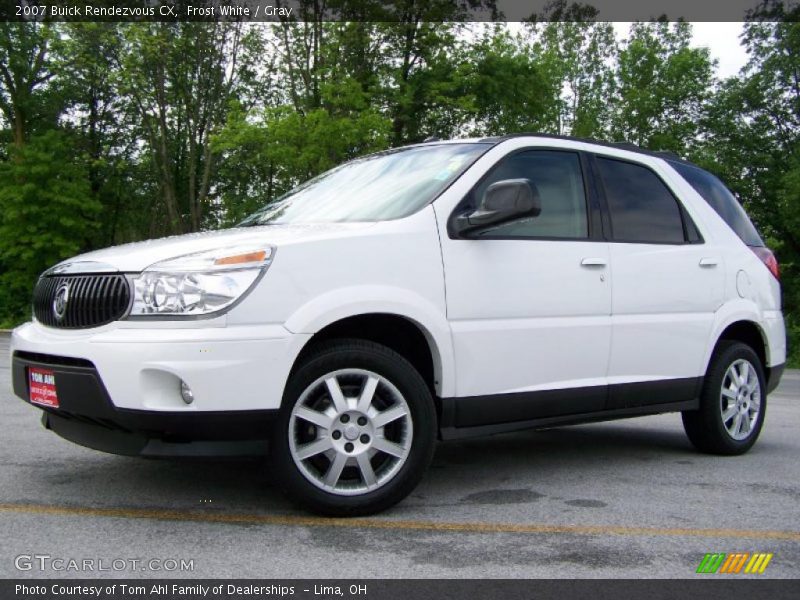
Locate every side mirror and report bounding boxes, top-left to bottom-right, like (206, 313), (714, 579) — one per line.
(454, 179), (541, 236)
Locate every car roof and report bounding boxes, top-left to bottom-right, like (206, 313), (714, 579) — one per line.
(405, 133), (715, 180)
(415, 132), (700, 167)
(492, 132), (692, 162)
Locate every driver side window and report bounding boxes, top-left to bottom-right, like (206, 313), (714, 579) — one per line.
(473, 150), (589, 239)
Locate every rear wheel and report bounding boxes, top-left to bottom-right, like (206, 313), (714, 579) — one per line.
(271, 339), (436, 516)
(682, 341), (766, 455)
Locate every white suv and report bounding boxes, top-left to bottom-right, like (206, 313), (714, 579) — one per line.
(10, 135), (786, 515)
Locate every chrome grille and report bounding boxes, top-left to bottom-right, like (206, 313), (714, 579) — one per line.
(33, 274), (131, 329)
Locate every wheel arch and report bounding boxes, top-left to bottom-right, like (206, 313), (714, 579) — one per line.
(296, 312), (440, 387)
(716, 321), (768, 370)
(283, 285), (455, 399)
(705, 316), (770, 386)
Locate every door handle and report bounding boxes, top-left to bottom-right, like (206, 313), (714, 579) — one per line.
(581, 257), (607, 267)
(699, 257), (719, 267)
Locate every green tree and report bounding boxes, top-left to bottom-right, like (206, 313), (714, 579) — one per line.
(56, 23), (141, 247)
(115, 22), (263, 235)
(0, 23), (59, 147)
(0, 131), (101, 325)
(457, 25), (555, 136)
(612, 21), (715, 153)
(531, 9), (617, 137)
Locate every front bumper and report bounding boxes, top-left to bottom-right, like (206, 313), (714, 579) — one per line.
(10, 321), (311, 456)
(12, 351), (277, 456)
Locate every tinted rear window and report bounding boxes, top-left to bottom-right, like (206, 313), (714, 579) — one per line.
(670, 162), (764, 247)
(596, 157), (686, 244)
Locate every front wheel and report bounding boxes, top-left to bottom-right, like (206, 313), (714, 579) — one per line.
(682, 341), (767, 455)
(271, 339), (436, 516)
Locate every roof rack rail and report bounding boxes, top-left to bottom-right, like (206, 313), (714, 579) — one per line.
(606, 141), (644, 151)
(491, 132), (693, 165)
(653, 150), (681, 160)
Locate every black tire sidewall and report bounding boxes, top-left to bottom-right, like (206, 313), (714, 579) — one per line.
(693, 342), (767, 454)
(271, 340), (436, 516)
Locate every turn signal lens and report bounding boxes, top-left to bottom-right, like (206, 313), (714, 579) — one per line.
(214, 250), (267, 266)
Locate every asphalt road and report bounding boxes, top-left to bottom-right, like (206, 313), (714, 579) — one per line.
(1, 332), (798, 579)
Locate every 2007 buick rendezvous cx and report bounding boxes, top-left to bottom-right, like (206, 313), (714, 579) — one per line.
(10, 135), (786, 515)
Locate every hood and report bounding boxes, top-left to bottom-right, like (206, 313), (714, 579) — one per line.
(50, 222), (376, 273)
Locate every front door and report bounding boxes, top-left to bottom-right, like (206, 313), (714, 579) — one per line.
(435, 148), (612, 428)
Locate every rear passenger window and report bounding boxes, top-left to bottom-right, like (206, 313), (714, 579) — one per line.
(596, 157), (686, 244)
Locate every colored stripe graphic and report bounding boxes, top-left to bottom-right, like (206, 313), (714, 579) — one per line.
(697, 553), (726, 573)
(744, 553), (773, 574)
(720, 552), (749, 573)
(699, 552), (774, 574)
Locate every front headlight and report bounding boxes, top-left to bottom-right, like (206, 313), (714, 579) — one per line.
(128, 244), (274, 318)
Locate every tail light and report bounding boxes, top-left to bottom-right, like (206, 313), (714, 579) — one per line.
(751, 246), (780, 280)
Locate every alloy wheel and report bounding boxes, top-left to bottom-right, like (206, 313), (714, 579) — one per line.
(288, 369), (414, 496)
(719, 358), (762, 441)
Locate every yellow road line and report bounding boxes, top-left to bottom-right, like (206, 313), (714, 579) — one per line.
(1, 502), (799, 541)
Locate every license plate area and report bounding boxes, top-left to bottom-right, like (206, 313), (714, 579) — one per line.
(29, 367), (59, 408)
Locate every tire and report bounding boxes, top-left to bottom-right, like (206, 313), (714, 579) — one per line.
(270, 339), (437, 516)
(682, 341), (767, 455)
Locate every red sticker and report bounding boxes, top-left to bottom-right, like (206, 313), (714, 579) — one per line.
(29, 368), (59, 408)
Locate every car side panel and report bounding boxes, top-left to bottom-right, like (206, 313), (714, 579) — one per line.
(233, 205), (458, 398)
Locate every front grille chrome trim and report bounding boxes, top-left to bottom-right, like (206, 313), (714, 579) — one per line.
(46, 261), (119, 275)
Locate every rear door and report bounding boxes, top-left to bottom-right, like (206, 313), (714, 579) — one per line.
(593, 155), (725, 408)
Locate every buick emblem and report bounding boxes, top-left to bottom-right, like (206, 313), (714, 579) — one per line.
(53, 283), (70, 321)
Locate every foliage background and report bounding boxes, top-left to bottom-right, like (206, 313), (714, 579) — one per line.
(0, 1), (797, 367)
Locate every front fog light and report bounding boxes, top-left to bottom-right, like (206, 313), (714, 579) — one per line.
(180, 381), (194, 405)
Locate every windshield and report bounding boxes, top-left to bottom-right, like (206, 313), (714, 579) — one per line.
(239, 143), (488, 225)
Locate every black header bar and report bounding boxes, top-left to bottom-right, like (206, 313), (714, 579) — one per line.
(3, 0), (798, 23)
(3, 579), (799, 600)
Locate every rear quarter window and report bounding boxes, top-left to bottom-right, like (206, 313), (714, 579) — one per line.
(670, 162), (764, 247)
